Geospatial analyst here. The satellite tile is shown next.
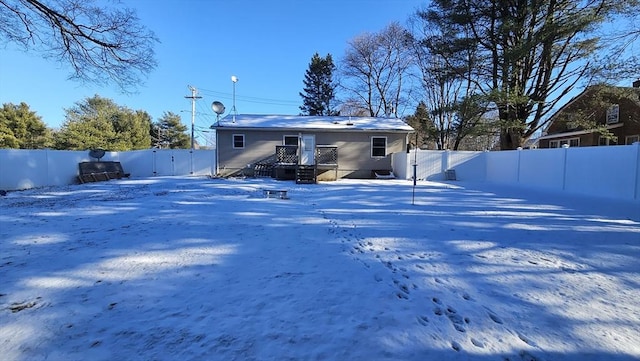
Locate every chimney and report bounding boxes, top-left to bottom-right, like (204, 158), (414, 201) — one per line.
(634, 79), (640, 88)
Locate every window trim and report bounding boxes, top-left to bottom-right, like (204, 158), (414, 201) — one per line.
(626, 135), (640, 145)
(371, 136), (387, 158)
(283, 135), (299, 146)
(599, 136), (618, 146)
(232, 134), (245, 149)
(606, 104), (620, 124)
(568, 137), (580, 147)
(549, 137), (579, 148)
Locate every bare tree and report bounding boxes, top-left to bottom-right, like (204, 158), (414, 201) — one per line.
(590, 12), (640, 82)
(407, 15), (492, 150)
(340, 22), (414, 118)
(0, 0), (158, 91)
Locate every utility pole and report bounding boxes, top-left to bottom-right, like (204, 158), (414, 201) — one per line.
(185, 85), (202, 149)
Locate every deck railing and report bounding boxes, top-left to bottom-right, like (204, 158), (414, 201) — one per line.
(275, 145), (298, 164)
(275, 145), (338, 165)
(316, 145), (338, 165)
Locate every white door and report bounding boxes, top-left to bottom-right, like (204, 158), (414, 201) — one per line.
(300, 134), (316, 165)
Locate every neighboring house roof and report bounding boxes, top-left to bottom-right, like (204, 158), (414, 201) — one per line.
(212, 114), (414, 132)
(542, 84), (640, 135)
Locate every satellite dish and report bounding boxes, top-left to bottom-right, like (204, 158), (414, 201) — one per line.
(212, 101), (225, 115)
(89, 149), (105, 161)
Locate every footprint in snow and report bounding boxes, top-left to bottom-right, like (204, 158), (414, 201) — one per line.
(393, 279), (411, 297)
(451, 341), (461, 351)
(471, 338), (484, 348)
(444, 306), (467, 333)
(517, 332), (537, 347)
(488, 312), (504, 324)
(383, 261), (397, 272)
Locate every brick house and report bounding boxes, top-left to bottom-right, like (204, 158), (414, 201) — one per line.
(538, 81), (640, 148)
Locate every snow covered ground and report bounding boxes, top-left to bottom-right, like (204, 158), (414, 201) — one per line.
(1, 177), (639, 361)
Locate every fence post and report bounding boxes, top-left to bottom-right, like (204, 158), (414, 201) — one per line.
(562, 144), (570, 190)
(190, 150), (194, 175)
(634, 142), (640, 200)
(442, 150), (450, 180)
(516, 147), (523, 184)
(152, 150), (157, 176)
(45, 149), (51, 186)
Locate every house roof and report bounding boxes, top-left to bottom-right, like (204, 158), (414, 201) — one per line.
(211, 114), (414, 132)
(543, 84), (640, 133)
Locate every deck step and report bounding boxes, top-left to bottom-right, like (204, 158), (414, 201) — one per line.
(296, 165), (316, 184)
(254, 163), (274, 177)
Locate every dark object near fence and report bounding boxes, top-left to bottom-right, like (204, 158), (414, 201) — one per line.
(445, 169), (457, 180)
(89, 149), (106, 160)
(78, 161), (130, 183)
(372, 170), (395, 179)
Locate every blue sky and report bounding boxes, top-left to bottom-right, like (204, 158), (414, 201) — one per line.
(0, 0), (425, 144)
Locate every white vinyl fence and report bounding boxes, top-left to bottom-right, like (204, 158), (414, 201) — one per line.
(2, 145), (639, 201)
(0, 149), (216, 191)
(393, 143), (640, 201)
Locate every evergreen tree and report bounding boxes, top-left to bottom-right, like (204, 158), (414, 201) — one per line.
(405, 102), (438, 149)
(0, 102), (52, 149)
(0, 119), (19, 148)
(53, 95), (151, 150)
(151, 112), (190, 149)
(299, 53), (338, 116)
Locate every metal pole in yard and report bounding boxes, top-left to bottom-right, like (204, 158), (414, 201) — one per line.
(412, 132), (418, 205)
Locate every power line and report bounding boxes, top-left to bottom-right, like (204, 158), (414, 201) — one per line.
(198, 87), (300, 107)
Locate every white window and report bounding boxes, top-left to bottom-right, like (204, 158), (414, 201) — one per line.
(550, 138), (579, 148)
(569, 138), (580, 147)
(599, 136), (618, 146)
(606, 104), (620, 124)
(283, 135), (298, 146)
(232, 134), (245, 149)
(626, 135), (640, 145)
(371, 136), (387, 157)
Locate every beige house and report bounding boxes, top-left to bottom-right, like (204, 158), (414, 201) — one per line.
(212, 114), (414, 182)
